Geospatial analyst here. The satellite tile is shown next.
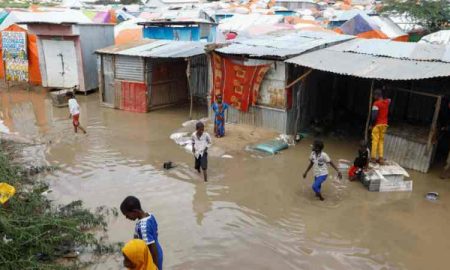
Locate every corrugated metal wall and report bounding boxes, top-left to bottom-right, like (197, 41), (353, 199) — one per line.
(115, 56), (145, 82)
(210, 105), (288, 133)
(78, 25), (114, 91)
(189, 55), (209, 102)
(101, 55), (115, 106)
(384, 133), (434, 173)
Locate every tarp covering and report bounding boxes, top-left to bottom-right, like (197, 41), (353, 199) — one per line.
(419, 30), (450, 45)
(0, 10), (9, 25)
(0, 10), (91, 30)
(337, 14), (388, 39)
(115, 18), (144, 45)
(93, 10), (117, 24)
(0, 24), (42, 85)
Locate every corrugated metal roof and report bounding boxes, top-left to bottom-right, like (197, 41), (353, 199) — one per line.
(286, 40), (450, 80)
(337, 39), (450, 62)
(96, 39), (207, 58)
(215, 31), (354, 59)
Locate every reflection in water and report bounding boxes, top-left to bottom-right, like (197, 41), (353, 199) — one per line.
(192, 183), (212, 225)
(1, 89), (449, 270)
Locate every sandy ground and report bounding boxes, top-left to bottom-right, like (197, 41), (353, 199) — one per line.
(170, 118), (281, 157)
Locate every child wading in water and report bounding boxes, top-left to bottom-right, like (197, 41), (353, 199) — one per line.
(303, 140), (342, 201)
(120, 196), (164, 270)
(192, 122), (212, 182)
(66, 92), (87, 134)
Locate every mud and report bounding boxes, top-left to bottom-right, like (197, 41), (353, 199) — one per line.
(1, 88), (449, 270)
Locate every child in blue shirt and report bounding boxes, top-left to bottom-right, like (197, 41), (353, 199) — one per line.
(120, 196), (163, 270)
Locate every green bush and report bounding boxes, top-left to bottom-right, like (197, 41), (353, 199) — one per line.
(0, 150), (119, 269)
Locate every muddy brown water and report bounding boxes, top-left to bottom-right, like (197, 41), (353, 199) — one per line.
(1, 89), (449, 270)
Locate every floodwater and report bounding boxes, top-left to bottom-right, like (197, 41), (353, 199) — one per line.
(1, 88), (449, 270)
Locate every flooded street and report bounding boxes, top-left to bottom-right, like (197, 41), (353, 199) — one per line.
(1, 88), (449, 270)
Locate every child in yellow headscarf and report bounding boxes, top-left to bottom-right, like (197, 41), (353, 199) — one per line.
(122, 239), (158, 270)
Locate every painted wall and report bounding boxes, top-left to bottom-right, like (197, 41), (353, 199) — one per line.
(143, 26), (200, 41)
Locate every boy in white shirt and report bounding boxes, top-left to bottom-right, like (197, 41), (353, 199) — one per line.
(66, 92), (87, 134)
(192, 122), (212, 182)
(303, 140), (341, 201)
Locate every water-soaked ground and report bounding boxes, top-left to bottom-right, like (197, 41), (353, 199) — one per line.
(1, 88), (449, 270)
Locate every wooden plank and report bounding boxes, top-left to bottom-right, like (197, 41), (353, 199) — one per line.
(427, 95), (442, 152)
(285, 69), (312, 89)
(388, 86), (440, 98)
(364, 80), (374, 142)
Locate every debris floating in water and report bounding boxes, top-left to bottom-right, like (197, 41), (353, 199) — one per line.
(221, 154), (233, 159)
(426, 192), (439, 201)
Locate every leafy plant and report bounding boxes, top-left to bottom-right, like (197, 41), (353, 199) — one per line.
(381, 0), (450, 32)
(0, 150), (120, 269)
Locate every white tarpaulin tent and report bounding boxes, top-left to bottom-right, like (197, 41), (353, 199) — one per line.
(0, 10), (91, 30)
(419, 30), (450, 45)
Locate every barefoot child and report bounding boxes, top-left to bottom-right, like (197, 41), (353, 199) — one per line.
(66, 92), (87, 134)
(303, 140), (342, 201)
(192, 122), (212, 182)
(120, 196), (163, 270)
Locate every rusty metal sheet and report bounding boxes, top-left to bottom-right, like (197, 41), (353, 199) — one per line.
(216, 31), (354, 59)
(384, 133), (434, 173)
(286, 48), (450, 80)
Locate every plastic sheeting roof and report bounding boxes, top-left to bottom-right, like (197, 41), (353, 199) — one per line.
(286, 39), (450, 80)
(215, 31), (355, 59)
(0, 10), (91, 30)
(419, 30), (450, 45)
(96, 39), (206, 58)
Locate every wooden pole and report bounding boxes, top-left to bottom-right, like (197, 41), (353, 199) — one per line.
(285, 69), (312, 89)
(364, 80), (375, 142)
(427, 95), (442, 152)
(186, 59), (193, 120)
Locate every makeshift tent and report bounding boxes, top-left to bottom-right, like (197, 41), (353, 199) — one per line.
(115, 18), (144, 45)
(0, 10), (91, 30)
(336, 13), (407, 41)
(83, 10), (97, 20)
(337, 14), (388, 39)
(0, 24), (42, 85)
(61, 0), (83, 8)
(0, 10), (8, 25)
(419, 30), (450, 45)
(93, 10), (117, 24)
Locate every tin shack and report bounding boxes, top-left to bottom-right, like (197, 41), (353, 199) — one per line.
(96, 39), (209, 113)
(286, 38), (450, 172)
(24, 22), (114, 93)
(139, 20), (216, 42)
(211, 31), (353, 134)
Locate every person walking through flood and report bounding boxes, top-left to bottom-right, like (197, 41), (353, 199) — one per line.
(212, 94), (229, 138)
(122, 239), (158, 270)
(192, 121), (212, 182)
(66, 92), (87, 134)
(120, 196), (163, 270)
(370, 89), (391, 164)
(303, 140), (342, 201)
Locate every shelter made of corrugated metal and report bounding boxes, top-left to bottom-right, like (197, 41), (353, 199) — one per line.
(97, 39), (209, 112)
(96, 39), (207, 58)
(215, 31), (355, 59)
(286, 38), (450, 80)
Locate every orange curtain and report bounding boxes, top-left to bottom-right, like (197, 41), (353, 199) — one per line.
(211, 53), (269, 112)
(0, 24), (42, 85)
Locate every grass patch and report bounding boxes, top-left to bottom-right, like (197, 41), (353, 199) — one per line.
(0, 149), (119, 269)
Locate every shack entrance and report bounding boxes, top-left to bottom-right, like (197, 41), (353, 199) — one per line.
(148, 59), (189, 110)
(295, 68), (449, 173)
